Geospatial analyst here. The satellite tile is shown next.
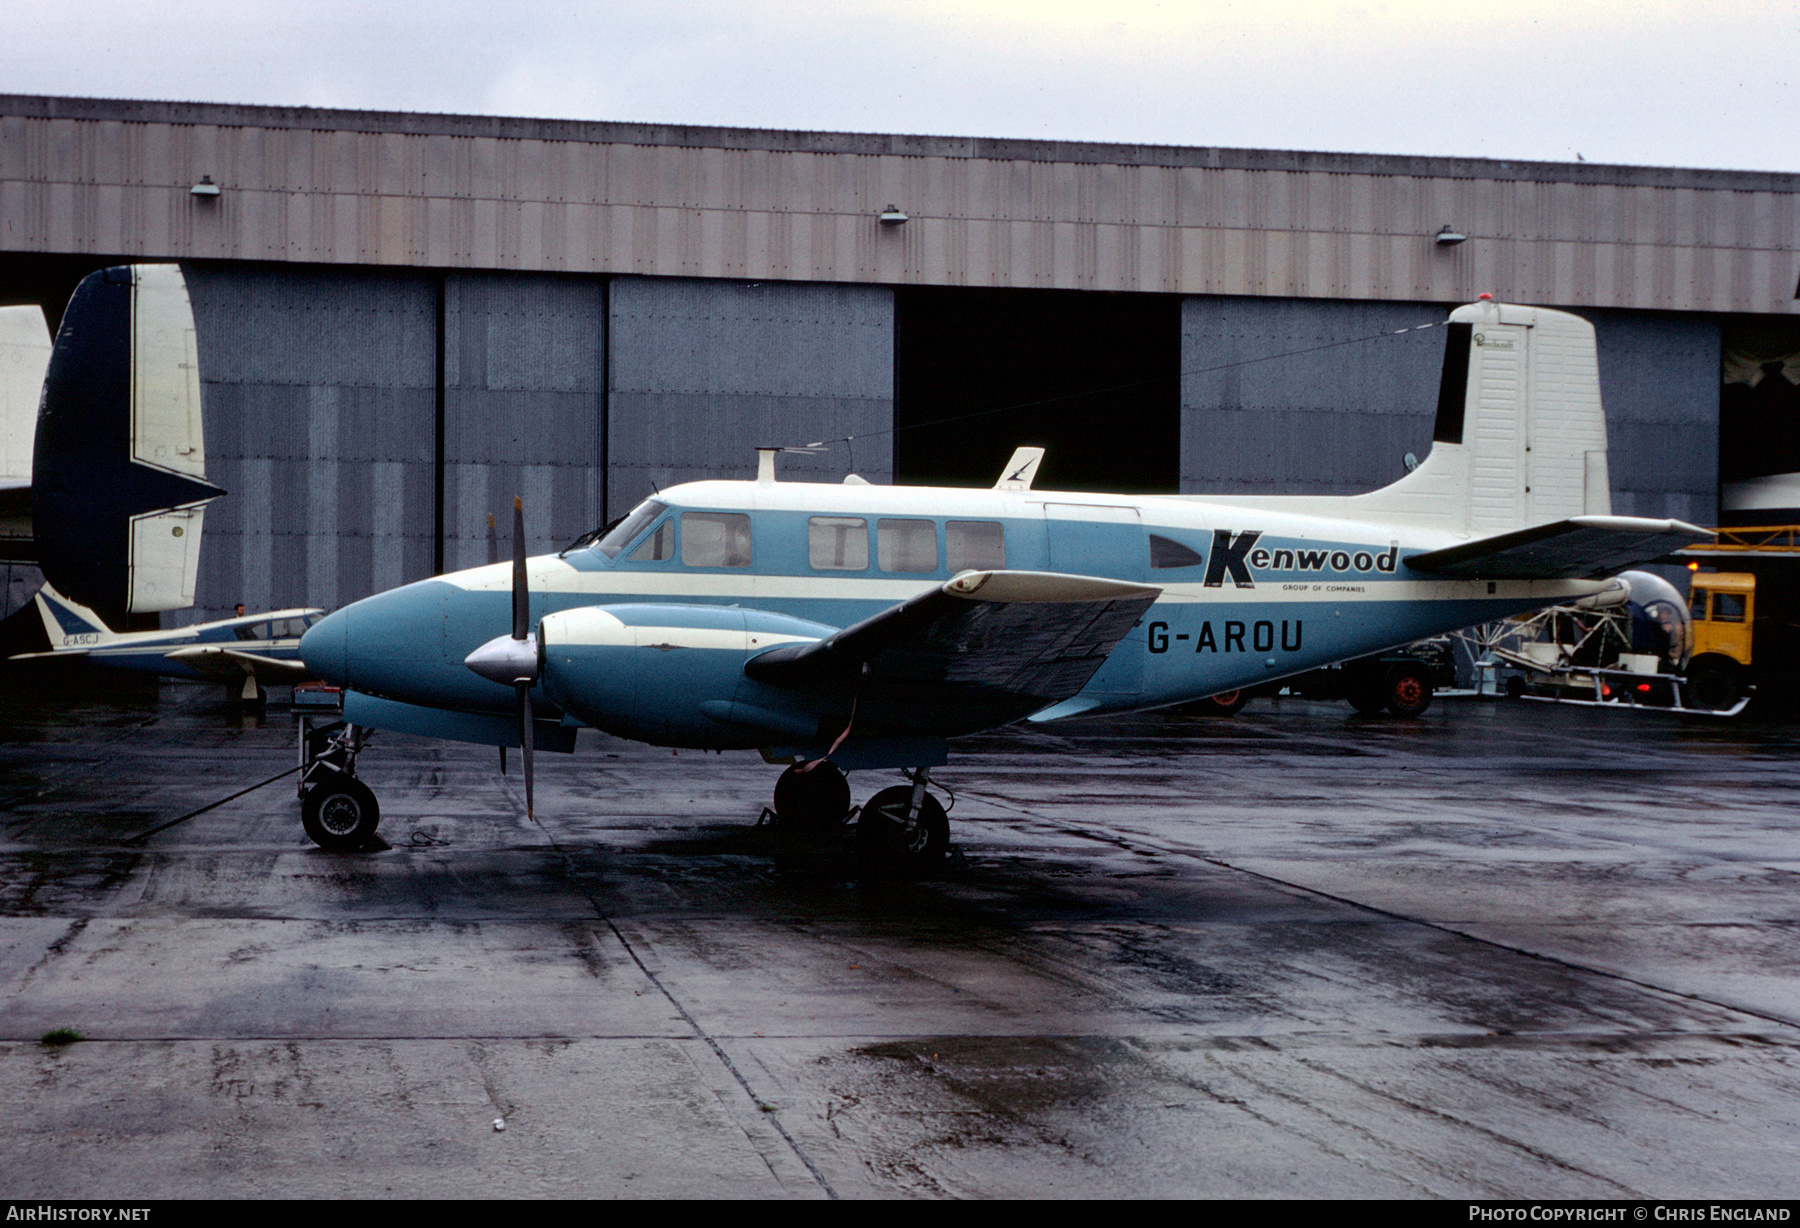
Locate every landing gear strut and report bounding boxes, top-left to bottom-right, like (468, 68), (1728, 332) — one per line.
(297, 719), (379, 851)
(857, 768), (949, 874)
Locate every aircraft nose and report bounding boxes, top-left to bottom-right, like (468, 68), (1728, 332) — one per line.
(300, 607), (349, 685)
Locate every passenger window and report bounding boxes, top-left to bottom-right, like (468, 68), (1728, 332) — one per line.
(1149, 534), (1205, 569)
(681, 512), (752, 568)
(1691, 591), (1708, 621)
(946, 521), (1005, 571)
(878, 519), (938, 572)
(1714, 592), (1746, 623)
(809, 517), (868, 570)
(629, 519), (674, 562)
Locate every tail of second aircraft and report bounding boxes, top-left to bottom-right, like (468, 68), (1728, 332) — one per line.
(34, 582), (119, 648)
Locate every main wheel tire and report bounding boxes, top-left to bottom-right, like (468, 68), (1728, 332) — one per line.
(857, 785), (949, 874)
(1196, 689), (1249, 717)
(772, 761), (851, 833)
(1385, 663), (1433, 717)
(301, 773), (381, 851)
(1687, 660), (1740, 711)
(1504, 674), (1526, 700)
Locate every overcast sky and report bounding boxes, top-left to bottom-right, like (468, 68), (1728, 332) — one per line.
(6, 1), (1796, 172)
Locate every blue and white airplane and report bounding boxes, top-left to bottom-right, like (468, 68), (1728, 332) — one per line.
(15, 582), (323, 701)
(297, 299), (1708, 864)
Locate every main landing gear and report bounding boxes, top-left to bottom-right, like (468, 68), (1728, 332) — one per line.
(297, 719), (379, 851)
(767, 762), (951, 875)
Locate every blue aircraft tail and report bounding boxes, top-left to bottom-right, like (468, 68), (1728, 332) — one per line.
(34, 583), (118, 647)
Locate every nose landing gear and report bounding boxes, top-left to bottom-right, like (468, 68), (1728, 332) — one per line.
(297, 719), (380, 851)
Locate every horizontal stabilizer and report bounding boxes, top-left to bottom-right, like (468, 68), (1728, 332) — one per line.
(1404, 516), (1711, 580)
(745, 570), (1161, 725)
(9, 647), (90, 661)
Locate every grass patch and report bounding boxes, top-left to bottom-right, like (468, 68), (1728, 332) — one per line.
(39, 1028), (82, 1046)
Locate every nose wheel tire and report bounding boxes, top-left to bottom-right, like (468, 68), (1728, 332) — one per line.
(772, 761), (852, 833)
(857, 785), (949, 874)
(302, 773), (381, 851)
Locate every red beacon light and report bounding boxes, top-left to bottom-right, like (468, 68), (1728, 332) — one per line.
(1478, 292), (1494, 300)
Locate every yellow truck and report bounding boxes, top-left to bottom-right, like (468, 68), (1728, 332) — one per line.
(1685, 570), (1755, 709)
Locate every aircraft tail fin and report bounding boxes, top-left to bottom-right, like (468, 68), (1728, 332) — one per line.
(33, 264), (222, 617)
(1191, 300), (1619, 534)
(1383, 298), (1612, 531)
(34, 582), (117, 647)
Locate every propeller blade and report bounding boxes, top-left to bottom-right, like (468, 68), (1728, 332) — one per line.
(487, 512), (499, 567)
(516, 680), (535, 819)
(512, 495), (529, 642)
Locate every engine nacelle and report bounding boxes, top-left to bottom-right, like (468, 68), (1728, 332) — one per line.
(538, 603), (836, 748)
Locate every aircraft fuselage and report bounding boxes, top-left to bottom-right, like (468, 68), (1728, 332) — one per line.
(303, 478), (1606, 749)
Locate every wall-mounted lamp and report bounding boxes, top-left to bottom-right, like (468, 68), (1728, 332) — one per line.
(1434, 224), (1466, 246)
(190, 175), (221, 198)
(878, 204), (908, 226)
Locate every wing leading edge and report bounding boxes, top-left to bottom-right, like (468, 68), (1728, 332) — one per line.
(1404, 516), (1712, 580)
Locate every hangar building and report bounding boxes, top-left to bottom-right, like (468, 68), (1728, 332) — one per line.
(1, 94), (1796, 624)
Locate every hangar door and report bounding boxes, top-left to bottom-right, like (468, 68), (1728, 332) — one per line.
(894, 287), (1180, 494)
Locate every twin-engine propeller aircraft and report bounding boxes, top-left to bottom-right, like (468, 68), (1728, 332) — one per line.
(298, 298), (1708, 866)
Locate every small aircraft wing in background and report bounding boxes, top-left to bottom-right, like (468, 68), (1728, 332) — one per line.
(1405, 516), (1711, 581)
(161, 645), (314, 685)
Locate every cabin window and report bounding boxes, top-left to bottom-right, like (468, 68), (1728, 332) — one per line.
(1713, 592), (1747, 623)
(1149, 534), (1205, 569)
(809, 517), (868, 570)
(681, 512), (752, 568)
(628, 519), (674, 562)
(946, 521), (1005, 571)
(878, 519), (938, 572)
(596, 500), (668, 558)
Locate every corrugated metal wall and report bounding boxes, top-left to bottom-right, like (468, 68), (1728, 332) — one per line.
(184, 264), (438, 623)
(1179, 296), (1719, 520)
(4, 96), (1794, 315)
(606, 276), (893, 519)
(1181, 298), (1446, 497)
(167, 266), (893, 622)
(1586, 310), (1720, 523)
(442, 272), (605, 570)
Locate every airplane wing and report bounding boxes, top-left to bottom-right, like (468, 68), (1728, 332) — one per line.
(161, 646), (313, 684)
(1403, 516), (1712, 581)
(743, 570), (1161, 730)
